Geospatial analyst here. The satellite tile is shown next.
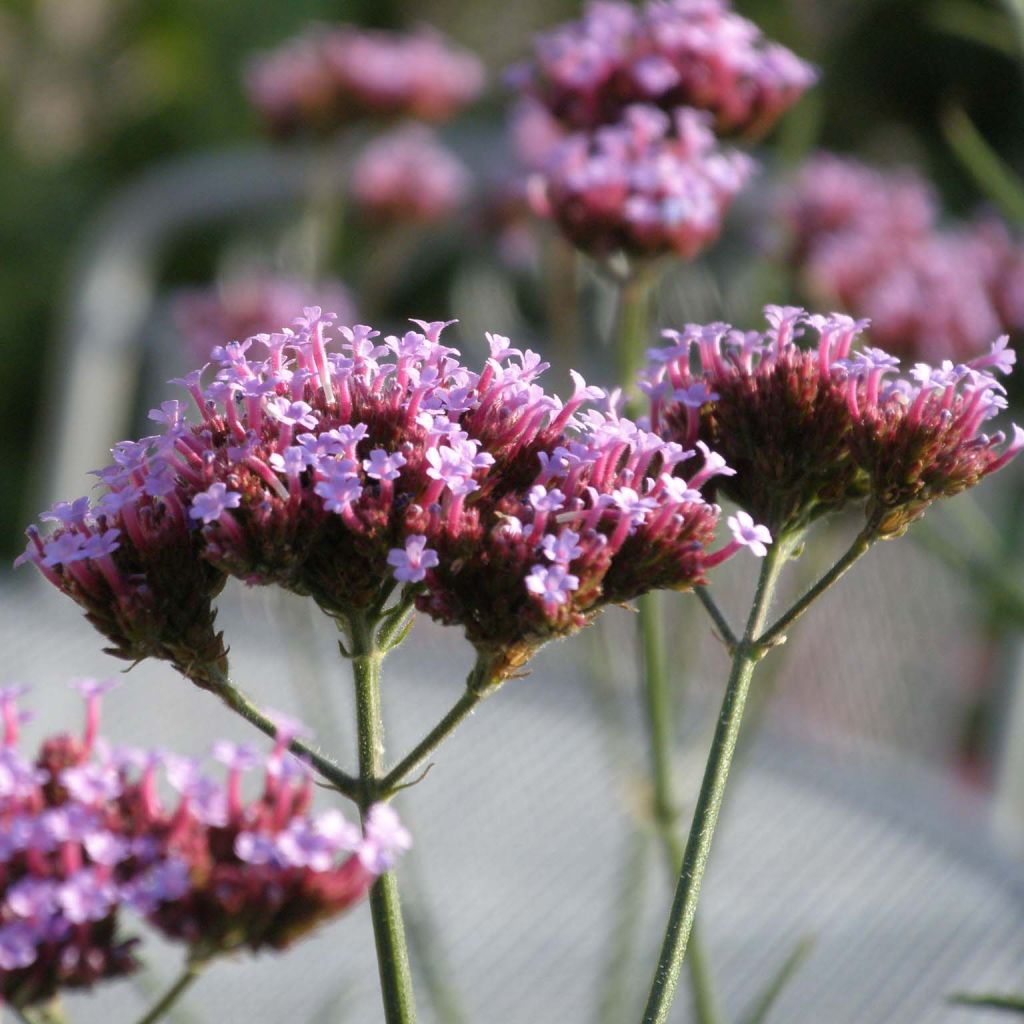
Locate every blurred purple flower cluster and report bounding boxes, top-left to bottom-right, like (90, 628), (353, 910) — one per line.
(509, 0), (815, 138)
(350, 124), (472, 225)
(245, 25), (485, 138)
(176, 276), (357, 364)
(0, 681), (402, 1010)
(528, 104), (753, 259)
(778, 154), (1024, 363)
(511, 0), (813, 263)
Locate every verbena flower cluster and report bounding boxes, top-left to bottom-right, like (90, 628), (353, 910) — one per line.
(245, 25), (485, 138)
(176, 276), (356, 363)
(350, 125), (472, 225)
(18, 313), (766, 686)
(0, 681), (403, 1009)
(778, 154), (1024, 362)
(643, 306), (1023, 538)
(527, 104), (753, 260)
(509, 0), (816, 139)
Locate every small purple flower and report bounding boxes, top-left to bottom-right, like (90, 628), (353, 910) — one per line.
(122, 859), (190, 914)
(426, 445), (481, 496)
(70, 677), (119, 701)
(727, 511), (772, 558)
(189, 483), (243, 525)
(387, 535), (439, 584)
(540, 529), (583, 564)
(314, 460), (364, 513)
(83, 829), (132, 866)
(40, 532), (88, 568)
(235, 831), (278, 866)
(275, 819), (336, 871)
(528, 486), (567, 514)
(40, 497), (92, 527)
(314, 809), (361, 851)
(212, 740), (262, 773)
(60, 763), (123, 804)
(265, 398), (318, 429)
(0, 921), (38, 970)
(359, 803), (412, 873)
(81, 530), (122, 560)
(57, 869), (118, 924)
(363, 449), (407, 482)
(525, 563), (580, 611)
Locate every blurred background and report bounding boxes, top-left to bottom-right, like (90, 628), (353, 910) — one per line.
(2, 0), (1024, 1020)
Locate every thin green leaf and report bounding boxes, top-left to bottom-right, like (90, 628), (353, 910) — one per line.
(1001, 0), (1024, 51)
(738, 937), (815, 1024)
(929, 1), (1020, 56)
(941, 104), (1024, 227)
(949, 992), (1024, 1014)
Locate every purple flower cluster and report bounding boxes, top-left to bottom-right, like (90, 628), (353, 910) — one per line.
(350, 125), (472, 225)
(510, 0), (816, 139)
(528, 104), (753, 260)
(0, 681), (404, 1009)
(175, 275), (356, 364)
(19, 312), (765, 686)
(778, 154), (1024, 363)
(245, 25), (485, 138)
(644, 306), (1022, 537)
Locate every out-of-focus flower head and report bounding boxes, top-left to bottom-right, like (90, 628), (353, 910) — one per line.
(0, 681), (403, 998)
(509, 0), (816, 139)
(350, 124), (472, 225)
(18, 313), (766, 688)
(176, 276), (357, 364)
(528, 104), (754, 261)
(126, 731), (401, 957)
(643, 306), (1021, 538)
(778, 154), (1024, 363)
(245, 25), (485, 138)
(0, 680), (143, 1008)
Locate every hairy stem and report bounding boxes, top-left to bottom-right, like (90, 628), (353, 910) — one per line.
(641, 542), (788, 1024)
(199, 666), (361, 800)
(756, 525), (874, 649)
(694, 586), (738, 649)
(639, 593), (724, 1024)
(379, 677), (490, 798)
(134, 961), (203, 1024)
(350, 612), (417, 1024)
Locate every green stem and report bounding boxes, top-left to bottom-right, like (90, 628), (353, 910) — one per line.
(639, 592), (724, 1024)
(694, 586), (738, 649)
(614, 265), (656, 410)
(379, 681), (488, 798)
(641, 542), (788, 1024)
(738, 938), (815, 1024)
(756, 526), (874, 650)
(199, 666), (361, 801)
(133, 962), (203, 1024)
(350, 612), (417, 1024)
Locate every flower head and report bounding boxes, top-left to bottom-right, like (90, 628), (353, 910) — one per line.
(350, 124), (472, 224)
(20, 313), (752, 688)
(777, 154), (1024, 363)
(0, 683), (402, 998)
(245, 25), (485, 138)
(510, 0), (816, 139)
(529, 104), (754, 259)
(175, 275), (356, 363)
(644, 306), (1022, 538)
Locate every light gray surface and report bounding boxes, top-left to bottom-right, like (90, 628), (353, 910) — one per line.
(2, 573), (1023, 1023)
